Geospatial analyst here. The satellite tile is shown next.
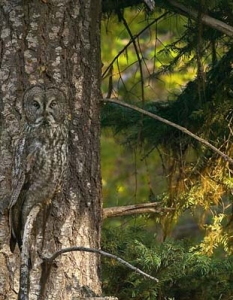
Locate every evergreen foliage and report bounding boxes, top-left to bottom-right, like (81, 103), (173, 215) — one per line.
(101, 1), (233, 298)
(102, 226), (233, 300)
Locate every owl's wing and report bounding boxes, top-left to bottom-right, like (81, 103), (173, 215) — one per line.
(9, 136), (26, 208)
(9, 136), (27, 252)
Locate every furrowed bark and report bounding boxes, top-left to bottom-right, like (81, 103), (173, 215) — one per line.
(0, 1), (102, 299)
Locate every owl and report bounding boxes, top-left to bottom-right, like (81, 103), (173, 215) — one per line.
(9, 85), (68, 252)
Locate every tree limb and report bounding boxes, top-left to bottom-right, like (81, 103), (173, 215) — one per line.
(102, 0), (143, 13)
(103, 202), (174, 219)
(102, 98), (233, 165)
(102, 0), (233, 38)
(42, 246), (159, 282)
(167, 0), (233, 38)
(83, 298), (118, 300)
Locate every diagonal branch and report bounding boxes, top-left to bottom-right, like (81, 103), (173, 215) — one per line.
(120, 12), (145, 103)
(42, 246), (159, 282)
(168, 0), (233, 38)
(102, 98), (233, 165)
(102, 0), (233, 38)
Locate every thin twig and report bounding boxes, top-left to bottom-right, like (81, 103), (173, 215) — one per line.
(120, 11), (146, 149)
(102, 98), (233, 164)
(120, 12), (145, 103)
(102, 12), (169, 79)
(42, 246), (159, 282)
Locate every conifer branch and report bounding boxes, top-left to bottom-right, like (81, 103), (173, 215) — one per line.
(102, 98), (233, 165)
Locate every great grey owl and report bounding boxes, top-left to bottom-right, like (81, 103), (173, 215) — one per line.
(9, 85), (68, 252)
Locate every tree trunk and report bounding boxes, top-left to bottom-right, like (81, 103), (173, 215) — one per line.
(0, 1), (102, 299)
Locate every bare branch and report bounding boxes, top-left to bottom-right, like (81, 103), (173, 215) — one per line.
(102, 98), (233, 164)
(102, 12), (169, 79)
(103, 202), (175, 219)
(120, 12), (145, 103)
(168, 0), (233, 38)
(42, 246), (159, 282)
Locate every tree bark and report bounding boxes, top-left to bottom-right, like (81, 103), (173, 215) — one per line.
(0, 1), (102, 299)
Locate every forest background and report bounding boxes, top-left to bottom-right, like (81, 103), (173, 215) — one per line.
(100, 1), (233, 299)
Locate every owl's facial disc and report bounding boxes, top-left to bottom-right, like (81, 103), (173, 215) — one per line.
(24, 86), (66, 129)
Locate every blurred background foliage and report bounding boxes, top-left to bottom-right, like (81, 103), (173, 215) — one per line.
(100, 1), (233, 299)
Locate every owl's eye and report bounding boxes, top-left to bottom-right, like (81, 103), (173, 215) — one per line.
(49, 100), (57, 108)
(32, 101), (40, 109)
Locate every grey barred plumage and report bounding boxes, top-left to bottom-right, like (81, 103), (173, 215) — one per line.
(9, 85), (68, 252)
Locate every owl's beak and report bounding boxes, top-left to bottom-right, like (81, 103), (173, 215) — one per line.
(42, 118), (50, 126)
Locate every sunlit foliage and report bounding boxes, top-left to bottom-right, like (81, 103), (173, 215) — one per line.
(101, 1), (233, 298)
(102, 226), (233, 300)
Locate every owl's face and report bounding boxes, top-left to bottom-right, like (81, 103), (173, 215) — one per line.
(23, 86), (67, 128)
